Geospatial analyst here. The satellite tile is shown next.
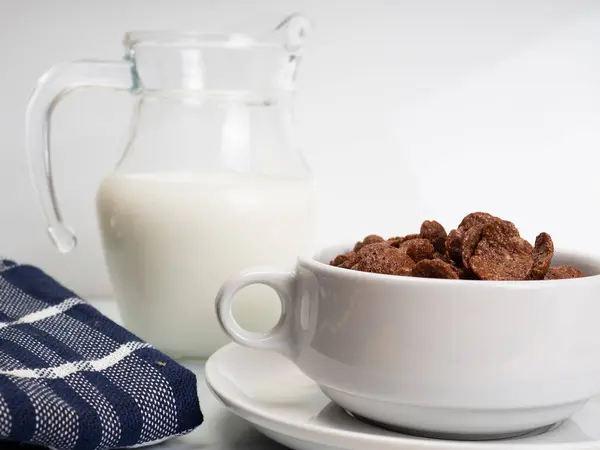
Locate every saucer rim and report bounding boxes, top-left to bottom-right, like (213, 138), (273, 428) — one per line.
(205, 343), (600, 450)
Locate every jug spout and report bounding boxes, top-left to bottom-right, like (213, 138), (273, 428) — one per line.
(124, 15), (311, 96)
(274, 13), (312, 52)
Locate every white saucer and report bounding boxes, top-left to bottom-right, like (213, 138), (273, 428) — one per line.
(205, 344), (600, 450)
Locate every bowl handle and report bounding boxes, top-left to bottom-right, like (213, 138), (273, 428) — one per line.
(215, 267), (296, 358)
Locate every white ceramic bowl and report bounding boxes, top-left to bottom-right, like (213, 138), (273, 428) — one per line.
(215, 244), (600, 439)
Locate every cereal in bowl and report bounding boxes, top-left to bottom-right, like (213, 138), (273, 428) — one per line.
(331, 212), (583, 281)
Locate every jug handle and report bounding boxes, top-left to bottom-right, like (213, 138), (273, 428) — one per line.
(25, 60), (133, 253)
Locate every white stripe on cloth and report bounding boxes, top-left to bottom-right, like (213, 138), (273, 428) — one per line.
(0, 297), (84, 329)
(0, 262), (19, 273)
(0, 341), (153, 378)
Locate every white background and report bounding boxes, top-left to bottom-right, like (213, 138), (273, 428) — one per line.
(1, 0), (600, 297)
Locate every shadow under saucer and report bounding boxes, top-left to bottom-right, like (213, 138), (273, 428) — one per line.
(313, 401), (561, 442)
(346, 409), (559, 442)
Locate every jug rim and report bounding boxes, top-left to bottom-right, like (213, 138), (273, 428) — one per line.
(124, 31), (280, 49)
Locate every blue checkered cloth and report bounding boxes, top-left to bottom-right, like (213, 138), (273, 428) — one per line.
(0, 259), (203, 449)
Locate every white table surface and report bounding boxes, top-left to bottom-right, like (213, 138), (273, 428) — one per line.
(89, 299), (287, 450)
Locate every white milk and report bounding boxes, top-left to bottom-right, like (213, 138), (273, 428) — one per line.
(96, 173), (315, 358)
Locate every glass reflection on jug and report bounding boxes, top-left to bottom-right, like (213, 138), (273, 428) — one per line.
(26, 14), (315, 359)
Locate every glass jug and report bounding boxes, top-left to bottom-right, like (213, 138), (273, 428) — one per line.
(26, 14), (315, 359)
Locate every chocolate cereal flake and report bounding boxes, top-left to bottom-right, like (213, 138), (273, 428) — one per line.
(434, 253), (465, 278)
(413, 259), (459, 280)
(353, 243), (415, 276)
(434, 252), (454, 265)
(331, 254), (348, 267)
(459, 212), (519, 236)
(445, 229), (464, 266)
(387, 234), (419, 248)
(530, 233), (554, 280)
(469, 221), (533, 281)
(353, 234), (385, 252)
(458, 212), (496, 230)
(461, 224), (485, 270)
(544, 265), (584, 280)
(398, 238), (435, 263)
(420, 220), (447, 254)
(339, 251), (360, 269)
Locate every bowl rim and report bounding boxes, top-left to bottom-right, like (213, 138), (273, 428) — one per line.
(298, 244), (600, 286)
